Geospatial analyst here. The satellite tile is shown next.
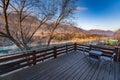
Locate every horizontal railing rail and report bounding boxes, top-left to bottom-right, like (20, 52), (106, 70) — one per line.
(76, 43), (120, 61)
(0, 43), (74, 75)
(0, 43), (120, 75)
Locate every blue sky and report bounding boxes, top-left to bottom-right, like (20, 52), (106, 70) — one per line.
(75, 0), (120, 31)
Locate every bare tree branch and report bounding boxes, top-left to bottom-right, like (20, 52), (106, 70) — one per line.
(0, 0), (77, 50)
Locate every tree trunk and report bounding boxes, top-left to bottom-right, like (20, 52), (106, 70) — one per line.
(10, 38), (24, 51)
(47, 36), (53, 47)
(47, 38), (51, 47)
(9, 36), (28, 51)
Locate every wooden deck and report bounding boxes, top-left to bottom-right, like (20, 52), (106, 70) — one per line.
(1, 51), (120, 80)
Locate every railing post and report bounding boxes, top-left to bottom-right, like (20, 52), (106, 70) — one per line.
(118, 47), (120, 62)
(115, 47), (120, 62)
(114, 47), (120, 61)
(89, 45), (92, 50)
(74, 43), (77, 51)
(32, 51), (36, 65)
(53, 46), (57, 58)
(66, 44), (68, 53)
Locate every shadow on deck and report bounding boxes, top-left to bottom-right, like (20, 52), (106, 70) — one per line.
(1, 51), (120, 80)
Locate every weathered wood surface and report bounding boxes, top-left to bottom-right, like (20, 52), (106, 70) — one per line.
(1, 51), (120, 80)
(0, 44), (74, 75)
(1, 43), (120, 76)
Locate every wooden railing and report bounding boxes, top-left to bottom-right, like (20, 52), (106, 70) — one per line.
(76, 43), (120, 61)
(0, 43), (120, 75)
(0, 43), (75, 75)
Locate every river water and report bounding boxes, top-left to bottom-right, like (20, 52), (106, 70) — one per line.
(0, 43), (40, 56)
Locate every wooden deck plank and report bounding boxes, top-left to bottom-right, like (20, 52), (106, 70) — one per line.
(71, 61), (93, 80)
(115, 62), (120, 80)
(83, 62), (100, 80)
(109, 63), (115, 80)
(118, 63), (120, 80)
(103, 62), (111, 80)
(1, 52), (80, 80)
(66, 59), (89, 80)
(78, 62), (97, 80)
(53, 58), (87, 80)
(31, 52), (85, 80)
(96, 61), (108, 80)
(30, 53), (82, 80)
(1, 51), (120, 80)
(90, 62), (103, 80)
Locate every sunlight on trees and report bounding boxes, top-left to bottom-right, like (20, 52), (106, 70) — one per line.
(0, 0), (77, 50)
(114, 29), (120, 42)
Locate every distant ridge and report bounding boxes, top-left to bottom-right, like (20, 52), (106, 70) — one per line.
(0, 13), (114, 36)
(86, 29), (114, 36)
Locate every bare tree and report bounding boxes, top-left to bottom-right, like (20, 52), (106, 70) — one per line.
(0, 0), (77, 50)
(46, 0), (77, 46)
(0, 0), (55, 50)
(114, 29), (120, 42)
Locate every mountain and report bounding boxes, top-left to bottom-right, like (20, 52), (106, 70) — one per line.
(87, 29), (114, 36)
(114, 29), (120, 41)
(35, 25), (114, 37)
(35, 24), (87, 36)
(0, 13), (114, 36)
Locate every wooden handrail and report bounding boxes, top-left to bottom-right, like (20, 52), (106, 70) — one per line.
(76, 43), (120, 61)
(0, 42), (120, 75)
(0, 43), (74, 75)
